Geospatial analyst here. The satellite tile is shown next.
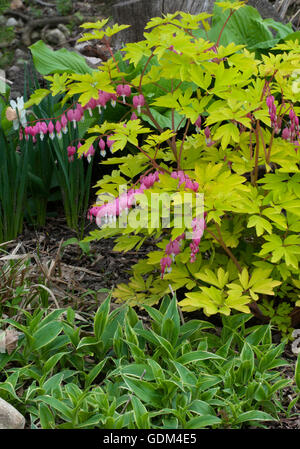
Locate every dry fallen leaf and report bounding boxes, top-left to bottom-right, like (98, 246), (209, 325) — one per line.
(4, 328), (22, 354)
(10, 0), (24, 10)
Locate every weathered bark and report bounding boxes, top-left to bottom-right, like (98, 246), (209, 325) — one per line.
(112, 0), (215, 47)
(112, 0), (286, 48)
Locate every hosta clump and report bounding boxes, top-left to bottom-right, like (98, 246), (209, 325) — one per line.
(27, 2), (300, 332)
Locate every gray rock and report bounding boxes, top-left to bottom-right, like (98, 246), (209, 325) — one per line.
(0, 397), (25, 429)
(12, 91), (21, 99)
(84, 56), (102, 68)
(0, 15), (6, 26)
(31, 31), (40, 41)
(16, 59), (27, 67)
(6, 18), (18, 28)
(15, 49), (27, 60)
(57, 24), (70, 37)
(74, 42), (88, 53)
(45, 28), (66, 46)
(8, 65), (20, 76)
(10, 39), (18, 48)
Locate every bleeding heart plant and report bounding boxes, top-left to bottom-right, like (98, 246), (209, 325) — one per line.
(24, 2), (300, 335)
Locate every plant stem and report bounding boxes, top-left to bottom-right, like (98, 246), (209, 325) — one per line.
(251, 120), (260, 185)
(206, 224), (242, 273)
(216, 9), (236, 48)
(177, 119), (190, 170)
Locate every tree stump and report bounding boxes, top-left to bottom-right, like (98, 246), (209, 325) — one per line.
(111, 0), (286, 48)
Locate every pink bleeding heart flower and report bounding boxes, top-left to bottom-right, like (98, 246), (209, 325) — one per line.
(195, 115), (202, 133)
(132, 94), (145, 114)
(27, 126), (35, 137)
(76, 104), (85, 122)
(106, 135), (115, 153)
(67, 109), (74, 122)
(48, 121), (55, 140)
(55, 120), (62, 139)
(99, 138), (106, 157)
(84, 145), (95, 163)
(110, 93), (117, 108)
(67, 146), (76, 162)
(61, 114), (68, 134)
(116, 84), (131, 103)
(96, 91), (110, 112)
(85, 98), (97, 117)
(39, 122), (48, 140)
(130, 112), (138, 121)
(189, 216), (206, 263)
(282, 127), (291, 141)
(165, 240), (181, 261)
(185, 179), (199, 192)
(87, 206), (102, 221)
(74, 108), (82, 125)
(204, 126), (215, 147)
(266, 95), (278, 130)
(160, 256), (172, 278)
(24, 126), (29, 140)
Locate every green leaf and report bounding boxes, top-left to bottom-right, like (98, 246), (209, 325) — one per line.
(43, 352), (69, 375)
(39, 403), (55, 429)
(85, 359), (107, 388)
(94, 295), (110, 341)
(186, 415), (221, 428)
(77, 336), (100, 349)
(131, 396), (150, 429)
(30, 40), (92, 75)
(141, 108), (186, 131)
(235, 410), (276, 424)
(176, 351), (224, 365)
(122, 377), (162, 406)
(36, 395), (73, 420)
(32, 321), (62, 351)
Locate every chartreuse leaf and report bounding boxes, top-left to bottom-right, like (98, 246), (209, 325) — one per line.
(24, 89), (50, 108)
(194, 267), (229, 289)
(78, 23), (130, 42)
(247, 215), (272, 236)
(216, 1), (245, 11)
(80, 18), (110, 29)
